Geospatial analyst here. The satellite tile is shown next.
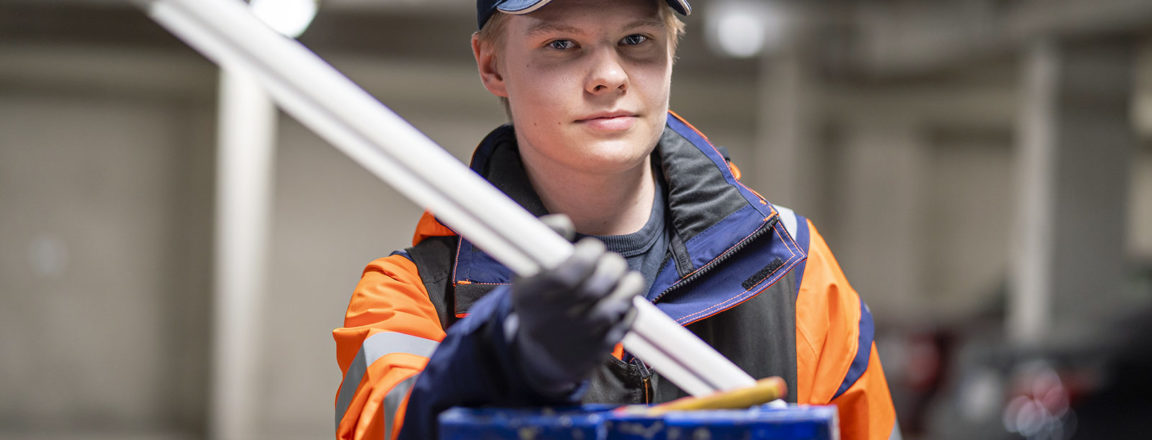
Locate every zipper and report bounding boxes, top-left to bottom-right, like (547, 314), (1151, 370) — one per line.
(634, 358), (653, 404)
(624, 213), (779, 404)
(650, 215), (779, 305)
(642, 376), (651, 404)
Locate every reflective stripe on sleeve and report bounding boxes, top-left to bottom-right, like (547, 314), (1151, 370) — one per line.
(382, 374), (419, 440)
(775, 205), (799, 240)
(334, 332), (439, 429)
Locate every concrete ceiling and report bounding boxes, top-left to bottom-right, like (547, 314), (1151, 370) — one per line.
(2, 0), (1150, 79)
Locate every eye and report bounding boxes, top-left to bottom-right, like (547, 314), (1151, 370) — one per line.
(620, 34), (648, 46)
(547, 39), (576, 50)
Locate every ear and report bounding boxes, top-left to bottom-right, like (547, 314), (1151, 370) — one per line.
(472, 33), (508, 98)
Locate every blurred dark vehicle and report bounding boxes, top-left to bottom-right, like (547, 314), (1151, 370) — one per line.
(884, 263), (1152, 439)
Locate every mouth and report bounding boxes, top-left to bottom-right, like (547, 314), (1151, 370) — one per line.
(576, 111), (638, 132)
(576, 110), (636, 122)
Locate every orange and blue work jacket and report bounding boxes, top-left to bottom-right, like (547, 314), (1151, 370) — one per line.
(333, 112), (899, 440)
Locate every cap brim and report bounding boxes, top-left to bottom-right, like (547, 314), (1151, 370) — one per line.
(495, 0), (553, 15)
(498, 0), (691, 16)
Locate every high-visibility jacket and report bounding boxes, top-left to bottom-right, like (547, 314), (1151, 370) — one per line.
(333, 112), (899, 440)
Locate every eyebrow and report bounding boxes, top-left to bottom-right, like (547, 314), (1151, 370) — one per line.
(525, 21), (584, 38)
(623, 18), (665, 30)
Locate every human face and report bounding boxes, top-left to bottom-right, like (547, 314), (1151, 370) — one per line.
(474, 0), (673, 176)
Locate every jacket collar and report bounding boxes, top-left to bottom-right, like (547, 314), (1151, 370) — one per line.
(444, 112), (804, 322)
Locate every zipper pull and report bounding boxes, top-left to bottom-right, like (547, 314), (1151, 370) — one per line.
(634, 358), (652, 379)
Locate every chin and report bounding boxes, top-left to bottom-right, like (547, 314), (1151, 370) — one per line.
(575, 140), (656, 172)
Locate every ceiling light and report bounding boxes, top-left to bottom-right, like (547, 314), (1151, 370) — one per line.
(249, 0), (319, 38)
(705, 0), (789, 59)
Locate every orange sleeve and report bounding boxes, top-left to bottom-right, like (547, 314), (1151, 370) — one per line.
(333, 255), (447, 440)
(831, 343), (897, 440)
(794, 220), (897, 439)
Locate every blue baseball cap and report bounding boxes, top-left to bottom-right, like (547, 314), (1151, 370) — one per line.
(477, 0), (691, 29)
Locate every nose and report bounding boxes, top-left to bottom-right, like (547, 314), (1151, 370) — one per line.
(585, 48), (628, 95)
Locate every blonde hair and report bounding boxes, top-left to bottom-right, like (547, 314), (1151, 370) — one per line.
(475, 1), (686, 119)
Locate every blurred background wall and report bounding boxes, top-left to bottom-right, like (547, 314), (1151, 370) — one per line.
(1, 0), (1150, 439)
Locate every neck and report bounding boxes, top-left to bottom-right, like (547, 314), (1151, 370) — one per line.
(521, 155), (656, 236)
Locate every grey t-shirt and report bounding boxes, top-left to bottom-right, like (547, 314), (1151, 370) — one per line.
(585, 176), (670, 294)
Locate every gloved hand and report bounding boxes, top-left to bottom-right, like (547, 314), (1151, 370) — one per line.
(509, 236), (644, 396)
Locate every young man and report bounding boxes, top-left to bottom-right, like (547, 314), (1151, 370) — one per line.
(333, 0), (898, 439)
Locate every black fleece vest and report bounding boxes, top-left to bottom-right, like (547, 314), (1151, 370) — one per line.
(404, 224), (800, 405)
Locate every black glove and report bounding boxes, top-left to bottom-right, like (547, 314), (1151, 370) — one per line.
(509, 237), (643, 396)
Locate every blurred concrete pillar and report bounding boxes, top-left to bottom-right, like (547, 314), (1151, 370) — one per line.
(754, 48), (819, 214)
(1011, 37), (1136, 347)
(212, 70), (276, 440)
(838, 115), (928, 317)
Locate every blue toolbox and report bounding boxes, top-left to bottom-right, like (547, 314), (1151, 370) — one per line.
(439, 404), (839, 439)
